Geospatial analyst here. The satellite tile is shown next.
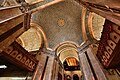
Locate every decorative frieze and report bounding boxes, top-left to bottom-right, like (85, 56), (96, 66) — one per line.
(97, 20), (120, 68)
(1, 41), (38, 71)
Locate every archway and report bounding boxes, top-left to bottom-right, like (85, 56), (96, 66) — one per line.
(55, 41), (82, 80)
(73, 74), (79, 80)
(55, 41), (79, 64)
(16, 23), (48, 52)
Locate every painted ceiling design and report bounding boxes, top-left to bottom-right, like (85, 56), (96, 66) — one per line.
(32, 0), (83, 49)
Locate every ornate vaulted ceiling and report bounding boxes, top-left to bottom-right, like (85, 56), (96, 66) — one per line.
(32, 0), (83, 49)
(13, 0), (105, 52)
(15, 0), (104, 63)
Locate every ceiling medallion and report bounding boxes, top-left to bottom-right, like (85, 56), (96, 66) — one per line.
(57, 19), (65, 27)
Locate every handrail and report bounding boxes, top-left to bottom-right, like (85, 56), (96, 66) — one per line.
(0, 13), (23, 24)
(0, 4), (21, 11)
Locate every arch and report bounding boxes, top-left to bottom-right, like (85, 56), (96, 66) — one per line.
(57, 47), (77, 57)
(55, 41), (79, 64)
(55, 41), (79, 52)
(73, 74), (79, 80)
(30, 23), (48, 48)
(88, 12), (105, 41)
(59, 49), (79, 64)
(81, 7), (88, 41)
(16, 23), (48, 51)
(81, 7), (105, 41)
(87, 12), (95, 40)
